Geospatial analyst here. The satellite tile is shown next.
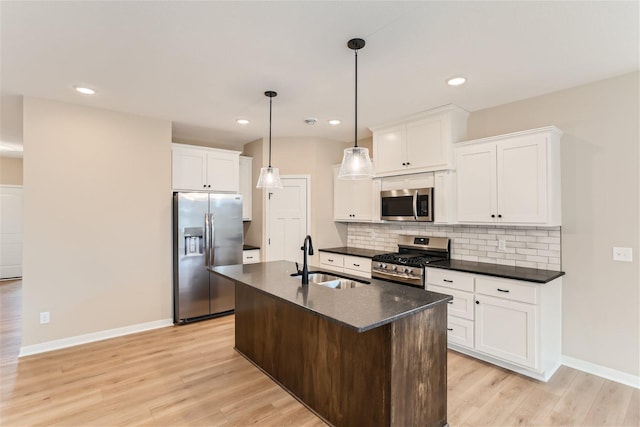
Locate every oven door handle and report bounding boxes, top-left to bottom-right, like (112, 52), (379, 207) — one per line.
(372, 269), (423, 285)
(413, 190), (419, 220)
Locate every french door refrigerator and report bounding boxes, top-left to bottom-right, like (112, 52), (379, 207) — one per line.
(173, 192), (243, 324)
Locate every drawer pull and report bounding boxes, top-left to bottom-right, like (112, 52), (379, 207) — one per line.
(447, 301), (453, 305)
(447, 328), (453, 331)
(497, 288), (510, 293)
(328, 259), (334, 262)
(353, 263), (360, 267)
(246, 256), (253, 259)
(443, 279), (453, 283)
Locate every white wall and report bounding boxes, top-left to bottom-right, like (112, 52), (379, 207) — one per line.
(466, 72), (639, 377)
(21, 97), (172, 348)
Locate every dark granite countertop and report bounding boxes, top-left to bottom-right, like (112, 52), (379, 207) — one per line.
(211, 261), (451, 333)
(243, 244), (260, 251)
(427, 259), (565, 283)
(319, 247), (384, 259)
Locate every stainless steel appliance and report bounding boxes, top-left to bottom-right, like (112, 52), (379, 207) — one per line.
(173, 192), (243, 323)
(380, 188), (433, 221)
(371, 236), (450, 288)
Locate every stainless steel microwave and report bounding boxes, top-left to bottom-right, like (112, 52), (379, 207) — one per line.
(381, 188), (433, 222)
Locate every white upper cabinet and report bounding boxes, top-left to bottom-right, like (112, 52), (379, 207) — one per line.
(371, 104), (469, 177)
(239, 156), (252, 221)
(333, 165), (375, 221)
(455, 127), (562, 226)
(172, 144), (240, 192)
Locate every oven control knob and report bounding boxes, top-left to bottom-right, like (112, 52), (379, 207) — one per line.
(404, 267), (413, 274)
(379, 263), (386, 269)
(390, 265), (397, 271)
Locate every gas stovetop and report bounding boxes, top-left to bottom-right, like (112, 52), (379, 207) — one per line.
(372, 252), (446, 268)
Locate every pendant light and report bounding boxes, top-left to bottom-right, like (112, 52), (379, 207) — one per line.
(338, 38), (374, 180)
(256, 90), (283, 189)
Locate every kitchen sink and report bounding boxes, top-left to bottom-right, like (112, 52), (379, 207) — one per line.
(291, 271), (368, 289)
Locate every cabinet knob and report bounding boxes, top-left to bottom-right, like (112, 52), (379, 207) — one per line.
(475, 300), (480, 304)
(491, 214), (496, 218)
(402, 162), (406, 166)
(498, 214), (502, 218)
(203, 185), (207, 188)
(406, 162), (411, 166)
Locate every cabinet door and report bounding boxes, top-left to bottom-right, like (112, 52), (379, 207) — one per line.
(497, 135), (548, 223)
(406, 115), (447, 170)
(239, 156), (252, 221)
(434, 170), (455, 224)
(207, 151), (239, 192)
(456, 143), (497, 223)
(373, 126), (407, 175)
(172, 148), (207, 190)
(475, 294), (537, 368)
(333, 166), (373, 221)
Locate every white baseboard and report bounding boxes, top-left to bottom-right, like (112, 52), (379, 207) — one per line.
(18, 318), (174, 357)
(562, 355), (640, 389)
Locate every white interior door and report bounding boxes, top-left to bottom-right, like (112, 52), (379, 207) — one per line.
(265, 177), (309, 263)
(0, 185), (23, 279)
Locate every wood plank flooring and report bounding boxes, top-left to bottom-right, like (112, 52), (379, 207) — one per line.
(1, 280), (638, 426)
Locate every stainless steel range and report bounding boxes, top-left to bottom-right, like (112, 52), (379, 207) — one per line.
(371, 236), (450, 288)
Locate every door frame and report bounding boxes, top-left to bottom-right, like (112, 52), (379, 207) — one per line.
(264, 175), (311, 262)
(0, 184), (24, 280)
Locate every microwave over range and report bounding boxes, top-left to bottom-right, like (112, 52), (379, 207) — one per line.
(381, 188), (433, 222)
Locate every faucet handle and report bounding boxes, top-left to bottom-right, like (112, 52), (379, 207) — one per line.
(295, 262), (301, 273)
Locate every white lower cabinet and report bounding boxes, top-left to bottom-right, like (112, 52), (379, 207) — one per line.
(475, 294), (537, 369)
(242, 249), (260, 264)
(426, 267), (562, 381)
(319, 252), (371, 279)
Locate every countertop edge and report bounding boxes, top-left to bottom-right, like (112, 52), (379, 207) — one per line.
(318, 247), (383, 259)
(427, 261), (565, 284)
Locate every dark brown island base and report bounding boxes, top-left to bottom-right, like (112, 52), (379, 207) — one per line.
(211, 261), (452, 427)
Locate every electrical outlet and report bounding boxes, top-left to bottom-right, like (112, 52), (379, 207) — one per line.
(613, 247), (633, 262)
(39, 312), (50, 324)
(498, 239), (507, 252)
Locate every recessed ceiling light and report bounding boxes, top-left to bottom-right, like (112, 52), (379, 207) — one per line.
(328, 119), (341, 125)
(304, 117), (318, 125)
(236, 119), (250, 125)
(74, 86), (96, 95)
(447, 77), (467, 86)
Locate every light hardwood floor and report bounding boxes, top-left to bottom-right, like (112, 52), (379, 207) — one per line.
(1, 280), (638, 426)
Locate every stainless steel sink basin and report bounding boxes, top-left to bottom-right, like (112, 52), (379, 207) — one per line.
(291, 271), (368, 289)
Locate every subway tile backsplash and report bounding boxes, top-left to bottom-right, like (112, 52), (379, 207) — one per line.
(347, 223), (562, 271)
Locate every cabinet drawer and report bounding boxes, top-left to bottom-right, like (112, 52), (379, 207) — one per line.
(242, 249), (260, 264)
(476, 277), (537, 304)
(320, 252), (344, 268)
(427, 268), (474, 292)
(428, 284), (474, 320)
(343, 256), (370, 274)
(447, 316), (474, 349)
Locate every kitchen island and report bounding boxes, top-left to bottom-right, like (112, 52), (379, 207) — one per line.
(211, 261), (452, 427)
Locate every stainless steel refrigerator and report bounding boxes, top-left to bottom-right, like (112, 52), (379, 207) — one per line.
(173, 192), (243, 324)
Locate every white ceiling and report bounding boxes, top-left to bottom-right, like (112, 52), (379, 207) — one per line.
(1, 1), (638, 152)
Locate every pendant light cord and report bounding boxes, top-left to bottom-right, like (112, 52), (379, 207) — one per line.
(268, 95), (273, 167)
(354, 48), (358, 148)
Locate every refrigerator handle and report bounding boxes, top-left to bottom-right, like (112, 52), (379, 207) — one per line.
(209, 213), (215, 268)
(204, 213), (210, 266)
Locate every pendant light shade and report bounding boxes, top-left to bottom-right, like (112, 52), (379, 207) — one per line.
(257, 90), (283, 189)
(338, 38), (374, 180)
